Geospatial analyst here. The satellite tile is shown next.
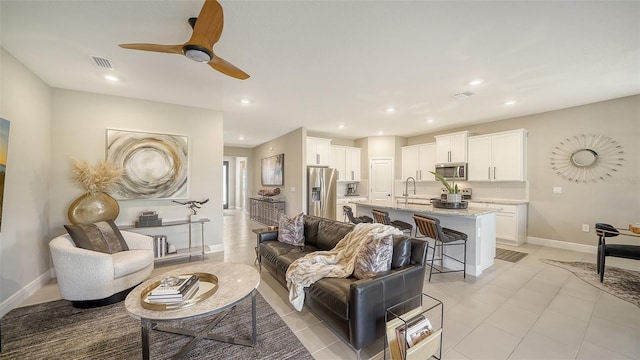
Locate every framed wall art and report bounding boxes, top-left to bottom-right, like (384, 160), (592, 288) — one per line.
(106, 129), (189, 200)
(0, 118), (10, 231)
(261, 154), (284, 186)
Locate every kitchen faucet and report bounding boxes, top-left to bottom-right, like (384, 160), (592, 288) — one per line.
(403, 177), (416, 204)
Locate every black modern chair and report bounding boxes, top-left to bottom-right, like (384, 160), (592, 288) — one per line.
(371, 209), (413, 235)
(343, 205), (373, 224)
(413, 214), (467, 281)
(596, 223), (640, 283)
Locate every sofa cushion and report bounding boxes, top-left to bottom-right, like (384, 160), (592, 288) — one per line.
(111, 249), (154, 278)
(306, 277), (353, 320)
(303, 216), (322, 248)
(278, 213), (305, 245)
(391, 235), (412, 269)
(64, 220), (129, 254)
(317, 220), (354, 250)
(353, 234), (393, 279)
(259, 242), (319, 275)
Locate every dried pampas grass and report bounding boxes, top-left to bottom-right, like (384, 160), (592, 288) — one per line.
(72, 159), (124, 193)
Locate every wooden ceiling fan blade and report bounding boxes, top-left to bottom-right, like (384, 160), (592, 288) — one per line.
(189, 0), (224, 48)
(208, 56), (250, 80)
(119, 43), (184, 55)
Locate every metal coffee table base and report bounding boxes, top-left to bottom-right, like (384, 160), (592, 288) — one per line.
(140, 290), (257, 360)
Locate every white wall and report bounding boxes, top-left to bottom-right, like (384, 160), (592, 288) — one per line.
(252, 127), (305, 215)
(49, 89), (225, 252)
(0, 48), (52, 314)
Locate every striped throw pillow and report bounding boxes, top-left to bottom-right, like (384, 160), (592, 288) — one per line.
(278, 213), (305, 246)
(353, 234), (393, 279)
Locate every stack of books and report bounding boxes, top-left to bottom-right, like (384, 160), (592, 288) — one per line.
(135, 210), (162, 227)
(147, 274), (199, 304)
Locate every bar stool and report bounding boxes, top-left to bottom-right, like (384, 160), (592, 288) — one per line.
(412, 214), (467, 281)
(371, 209), (413, 235)
(343, 205), (374, 224)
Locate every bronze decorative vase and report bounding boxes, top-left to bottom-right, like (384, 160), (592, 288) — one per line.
(68, 191), (120, 225)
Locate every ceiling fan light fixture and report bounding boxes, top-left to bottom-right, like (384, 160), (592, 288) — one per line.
(183, 45), (212, 63)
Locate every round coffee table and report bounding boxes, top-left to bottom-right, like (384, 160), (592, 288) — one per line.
(125, 262), (260, 360)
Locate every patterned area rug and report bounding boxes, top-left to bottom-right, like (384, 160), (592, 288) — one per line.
(0, 292), (312, 359)
(495, 248), (529, 263)
(541, 259), (640, 308)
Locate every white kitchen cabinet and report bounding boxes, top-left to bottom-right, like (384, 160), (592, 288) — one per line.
(435, 131), (469, 163)
(401, 143), (436, 181)
(330, 146), (346, 179)
(331, 145), (361, 181)
(468, 201), (528, 246)
(307, 137), (332, 166)
(468, 129), (527, 181)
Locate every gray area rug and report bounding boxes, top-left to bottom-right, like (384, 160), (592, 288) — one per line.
(541, 259), (640, 308)
(0, 292), (312, 359)
(495, 248), (528, 263)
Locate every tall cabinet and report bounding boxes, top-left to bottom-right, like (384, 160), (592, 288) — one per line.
(467, 129), (527, 181)
(401, 143), (436, 181)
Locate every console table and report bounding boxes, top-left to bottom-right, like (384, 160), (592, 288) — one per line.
(249, 198), (285, 226)
(119, 218), (210, 263)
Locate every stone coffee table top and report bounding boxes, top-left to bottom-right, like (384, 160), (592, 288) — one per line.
(125, 262), (260, 321)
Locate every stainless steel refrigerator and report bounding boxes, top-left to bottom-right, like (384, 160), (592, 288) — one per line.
(307, 166), (337, 219)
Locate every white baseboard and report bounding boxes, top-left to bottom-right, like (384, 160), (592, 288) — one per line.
(206, 244), (224, 253)
(0, 269), (53, 318)
(527, 236), (597, 254)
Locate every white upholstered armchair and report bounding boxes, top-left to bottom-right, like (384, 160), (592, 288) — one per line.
(49, 230), (154, 307)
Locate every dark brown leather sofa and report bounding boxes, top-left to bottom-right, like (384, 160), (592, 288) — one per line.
(257, 215), (428, 351)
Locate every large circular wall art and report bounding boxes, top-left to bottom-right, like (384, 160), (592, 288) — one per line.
(549, 134), (624, 183)
(107, 129), (189, 199)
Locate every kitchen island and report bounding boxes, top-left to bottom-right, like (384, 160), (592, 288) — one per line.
(355, 200), (501, 276)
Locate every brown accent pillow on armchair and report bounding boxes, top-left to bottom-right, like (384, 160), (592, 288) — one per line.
(64, 220), (129, 254)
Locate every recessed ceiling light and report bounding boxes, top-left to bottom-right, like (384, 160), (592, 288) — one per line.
(377, 130), (384, 135)
(504, 100), (516, 106)
(239, 98), (252, 105)
(337, 124), (345, 129)
(385, 107), (396, 113)
(426, 118), (435, 123)
(104, 75), (118, 82)
(469, 79), (483, 86)
(238, 136), (245, 140)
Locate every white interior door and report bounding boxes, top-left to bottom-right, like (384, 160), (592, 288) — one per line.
(369, 157), (394, 201)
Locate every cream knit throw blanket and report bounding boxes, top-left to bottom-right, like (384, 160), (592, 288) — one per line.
(285, 223), (402, 311)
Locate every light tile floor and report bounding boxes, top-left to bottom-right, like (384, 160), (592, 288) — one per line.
(19, 209), (640, 359)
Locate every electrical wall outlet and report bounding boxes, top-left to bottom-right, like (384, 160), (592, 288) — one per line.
(290, 187), (295, 192)
(553, 187), (562, 194)
(582, 224), (589, 232)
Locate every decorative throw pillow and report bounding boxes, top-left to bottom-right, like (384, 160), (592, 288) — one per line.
(64, 220), (129, 254)
(278, 213), (305, 246)
(353, 234), (393, 279)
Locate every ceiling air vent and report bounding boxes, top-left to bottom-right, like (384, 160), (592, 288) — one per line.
(90, 56), (115, 70)
(452, 90), (477, 99)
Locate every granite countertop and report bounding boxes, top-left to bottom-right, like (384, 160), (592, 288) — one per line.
(397, 194), (528, 205)
(354, 199), (501, 218)
(467, 199), (529, 205)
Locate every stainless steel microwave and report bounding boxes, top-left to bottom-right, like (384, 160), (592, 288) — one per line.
(434, 163), (467, 180)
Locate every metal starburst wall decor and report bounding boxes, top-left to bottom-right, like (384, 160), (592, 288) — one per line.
(549, 134), (624, 183)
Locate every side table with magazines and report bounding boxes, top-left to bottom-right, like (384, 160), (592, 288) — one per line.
(384, 293), (443, 360)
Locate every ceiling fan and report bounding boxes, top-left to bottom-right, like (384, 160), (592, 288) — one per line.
(119, 0), (249, 80)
